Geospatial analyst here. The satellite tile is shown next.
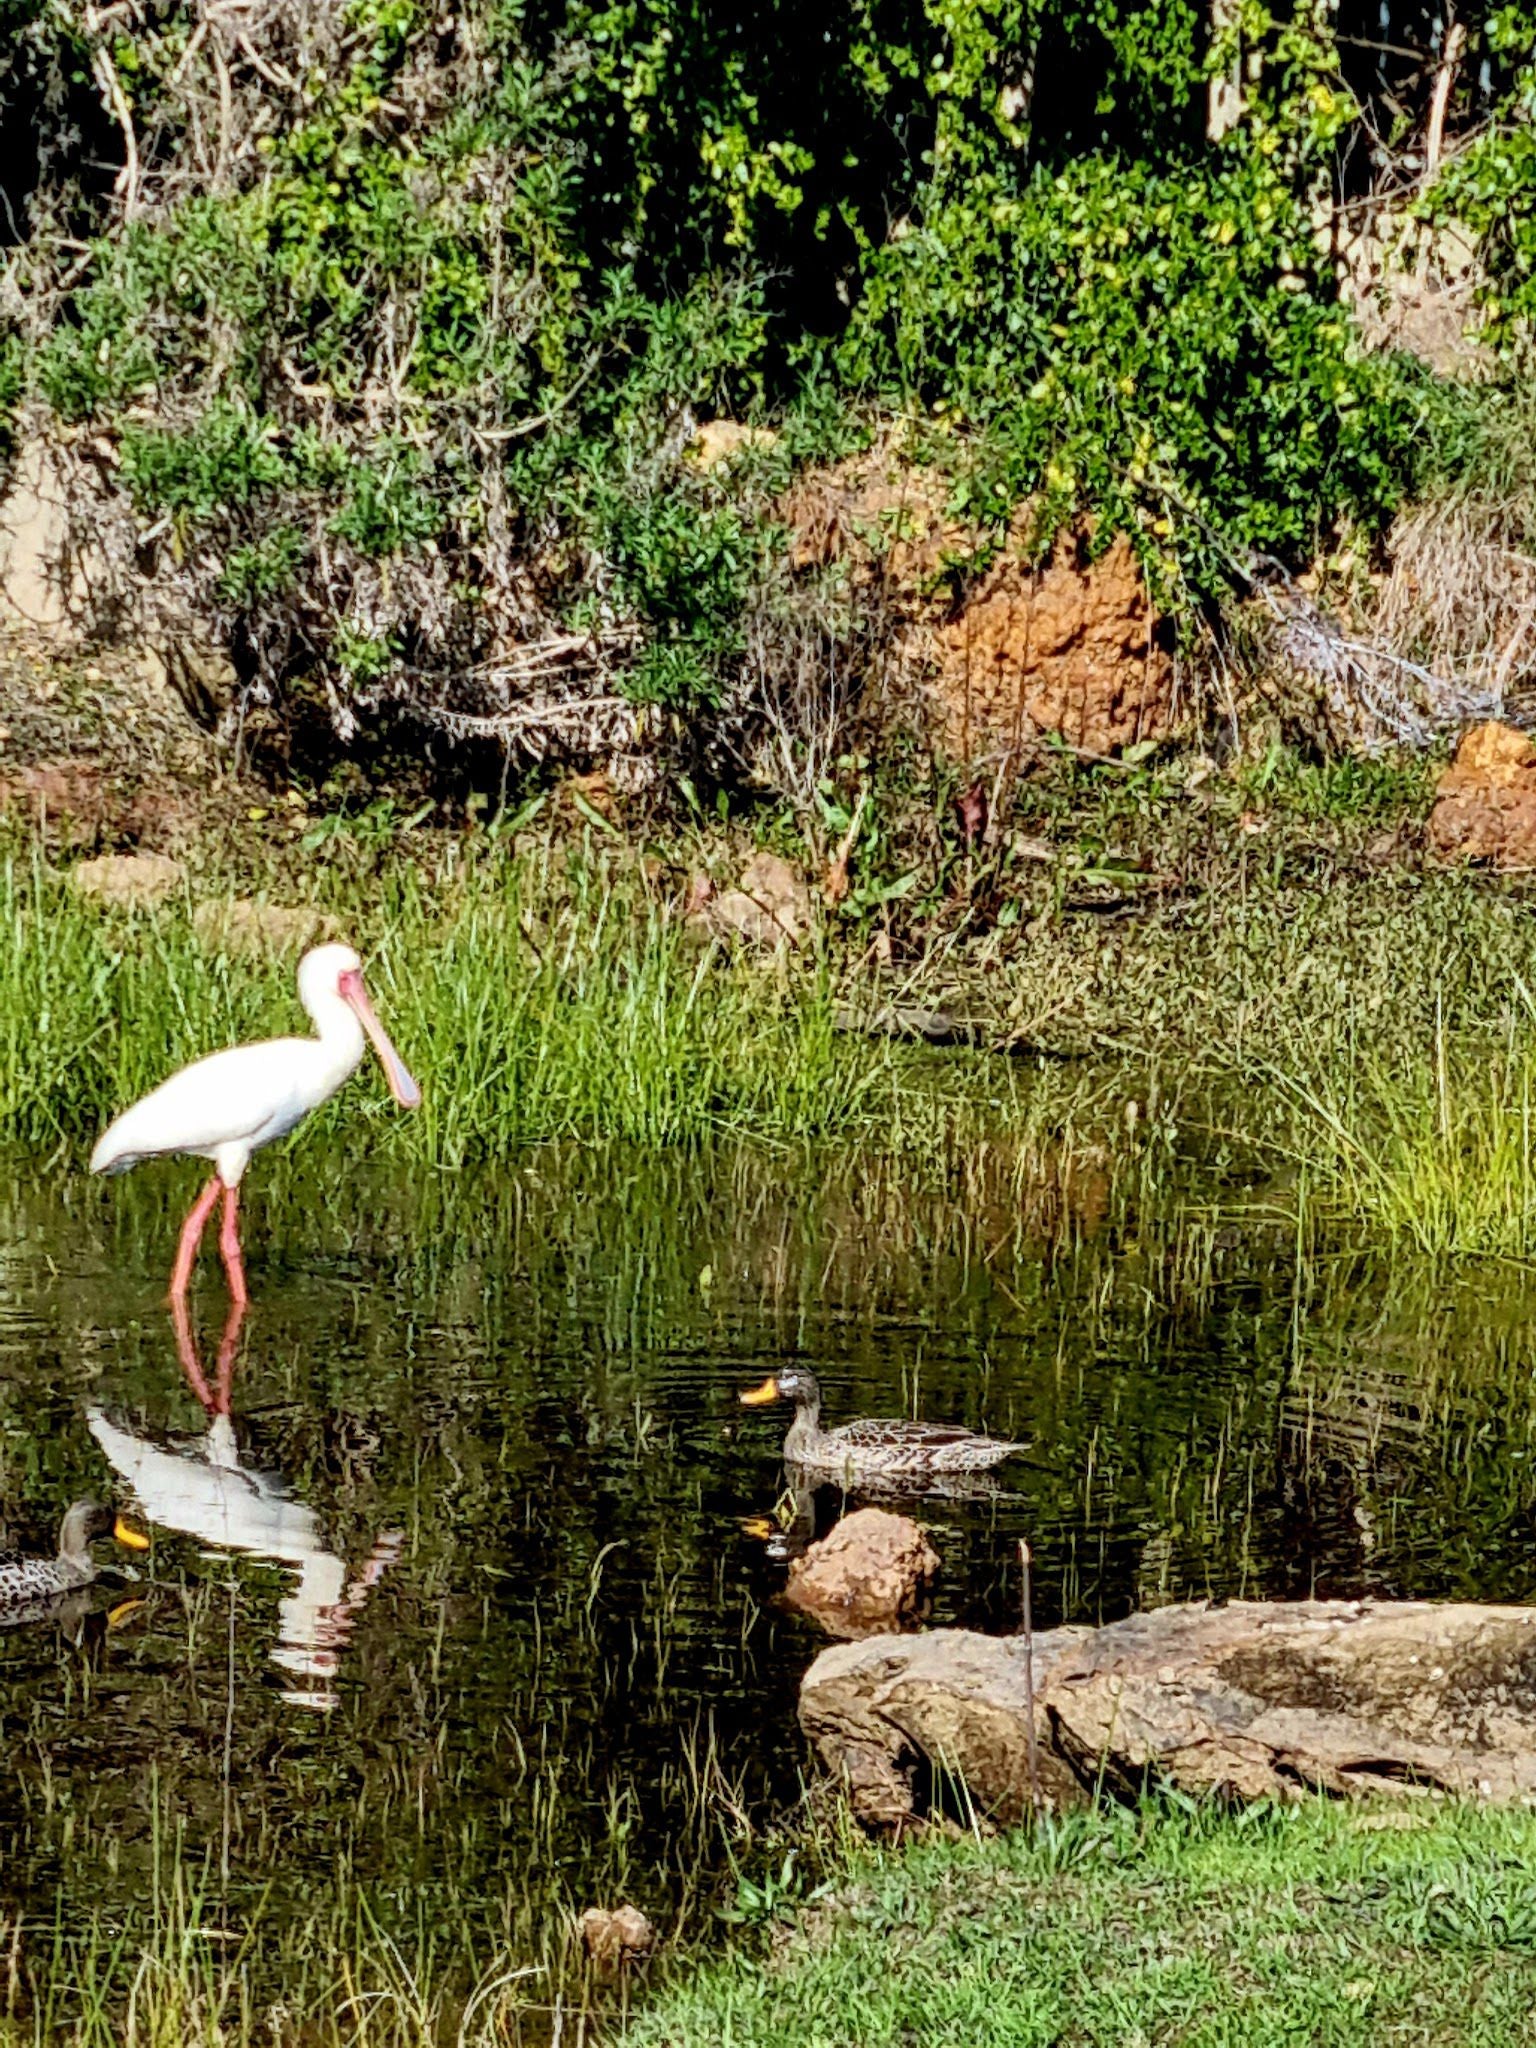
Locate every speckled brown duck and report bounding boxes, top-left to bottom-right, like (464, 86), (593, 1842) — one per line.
(739, 1369), (1024, 1480)
(0, 1501), (148, 1615)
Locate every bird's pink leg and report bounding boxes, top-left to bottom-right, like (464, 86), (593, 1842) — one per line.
(169, 1292), (216, 1414)
(168, 1291), (245, 1419)
(168, 1176), (222, 1302)
(218, 1184), (249, 1311)
(212, 1294), (245, 1415)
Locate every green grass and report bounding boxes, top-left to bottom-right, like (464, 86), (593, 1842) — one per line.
(12, 781), (1536, 1257)
(0, 847), (1029, 1164)
(631, 1798), (1536, 2048)
(1275, 1005), (1536, 1258)
(12, 1799), (1536, 2044)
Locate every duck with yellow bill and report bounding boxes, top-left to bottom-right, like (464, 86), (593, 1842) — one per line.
(0, 1500), (150, 1623)
(739, 1368), (1024, 1481)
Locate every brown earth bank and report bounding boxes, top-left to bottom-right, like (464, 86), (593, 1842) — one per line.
(800, 1600), (1536, 1829)
(5, 414), (1531, 828)
(1426, 719), (1536, 869)
(1, 578), (1521, 1022)
(783, 439), (1177, 759)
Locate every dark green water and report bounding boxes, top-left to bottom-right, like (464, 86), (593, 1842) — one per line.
(2, 1140), (1536, 2029)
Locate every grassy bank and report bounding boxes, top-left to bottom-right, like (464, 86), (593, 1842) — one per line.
(9, 753), (1536, 1254)
(10, 1798), (1536, 2045)
(632, 1799), (1536, 2048)
(0, 845), (971, 1160)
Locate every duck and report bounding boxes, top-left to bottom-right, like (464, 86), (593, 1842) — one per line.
(0, 1501), (150, 1614)
(739, 1369), (1024, 1480)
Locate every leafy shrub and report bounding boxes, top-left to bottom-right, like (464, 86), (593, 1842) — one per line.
(2, 0), (1528, 782)
(839, 149), (1435, 601)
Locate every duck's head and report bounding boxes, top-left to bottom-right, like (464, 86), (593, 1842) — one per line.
(58, 1500), (152, 1564)
(739, 1368), (821, 1411)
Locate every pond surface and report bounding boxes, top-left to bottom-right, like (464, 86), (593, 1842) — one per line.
(1, 1139), (1536, 2032)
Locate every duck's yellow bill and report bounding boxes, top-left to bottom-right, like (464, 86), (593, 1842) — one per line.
(113, 1516), (151, 1552)
(739, 1377), (781, 1407)
(106, 1597), (149, 1630)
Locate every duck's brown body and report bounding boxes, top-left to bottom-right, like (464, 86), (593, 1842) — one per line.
(742, 1371), (1024, 1480)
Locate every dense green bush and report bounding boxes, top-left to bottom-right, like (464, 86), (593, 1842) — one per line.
(1, 0), (1530, 775)
(1417, 9), (1536, 358)
(840, 149), (1433, 603)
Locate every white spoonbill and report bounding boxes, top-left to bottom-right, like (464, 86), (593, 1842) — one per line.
(90, 942), (421, 1303)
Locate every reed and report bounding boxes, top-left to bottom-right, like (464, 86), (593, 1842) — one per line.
(13, 824), (1536, 1257)
(1275, 1002), (1536, 1258)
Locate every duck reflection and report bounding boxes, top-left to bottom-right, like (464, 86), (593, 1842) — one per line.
(86, 1296), (401, 1713)
(743, 1461), (1024, 1563)
(740, 1470), (819, 1563)
(0, 1501), (150, 1641)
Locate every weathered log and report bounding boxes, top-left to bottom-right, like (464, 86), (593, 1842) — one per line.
(830, 1003), (1085, 1058)
(799, 1599), (1536, 1827)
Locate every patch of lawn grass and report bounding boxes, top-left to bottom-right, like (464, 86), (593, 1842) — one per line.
(630, 1798), (1536, 2047)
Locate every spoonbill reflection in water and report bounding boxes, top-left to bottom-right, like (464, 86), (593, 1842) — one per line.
(87, 1295), (402, 1712)
(90, 943), (421, 1302)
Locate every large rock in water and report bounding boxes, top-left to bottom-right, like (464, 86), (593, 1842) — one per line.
(799, 1600), (1536, 1827)
(781, 1507), (940, 1639)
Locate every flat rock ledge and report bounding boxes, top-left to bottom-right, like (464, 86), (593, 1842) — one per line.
(799, 1599), (1536, 1827)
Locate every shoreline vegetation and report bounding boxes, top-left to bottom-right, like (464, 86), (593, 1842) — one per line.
(8, 1798), (1536, 2046)
(6, 736), (1536, 1257)
(630, 1799), (1536, 2048)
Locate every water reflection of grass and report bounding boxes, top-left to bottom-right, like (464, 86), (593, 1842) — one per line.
(6, 1681), (784, 2045)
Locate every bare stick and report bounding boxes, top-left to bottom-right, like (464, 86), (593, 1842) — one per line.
(1425, 16), (1466, 180)
(1019, 1538), (1043, 1816)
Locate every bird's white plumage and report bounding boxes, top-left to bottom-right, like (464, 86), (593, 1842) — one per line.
(89, 1032), (364, 1183)
(87, 942), (416, 1186)
(87, 1405), (351, 1702)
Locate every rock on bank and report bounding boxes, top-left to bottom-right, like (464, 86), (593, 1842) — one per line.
(800, 1598), (1536, 1826)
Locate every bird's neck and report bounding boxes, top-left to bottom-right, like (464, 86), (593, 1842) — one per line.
(785, 1397), (823, 1455)
(303, 989), (366, 1074)
(57, 1511), (95, 1566)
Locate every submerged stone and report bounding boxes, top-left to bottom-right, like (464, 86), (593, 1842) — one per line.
(782, 1506), (940, 1639)
(579, 1903), (657, 1974)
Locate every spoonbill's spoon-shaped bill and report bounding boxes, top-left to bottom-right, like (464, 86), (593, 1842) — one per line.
(89, 942), (420, 1301)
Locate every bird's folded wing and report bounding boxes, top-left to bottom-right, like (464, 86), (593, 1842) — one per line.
(90, 1039), (306, 1170)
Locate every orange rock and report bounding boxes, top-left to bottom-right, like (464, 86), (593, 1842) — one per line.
(67, 851), (186, 907)
(1427, 721), (1536, 868)
(578, 1903), (656, 1974)
(782, 1507), (939, 1639)
(688, 850), (814, 949)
